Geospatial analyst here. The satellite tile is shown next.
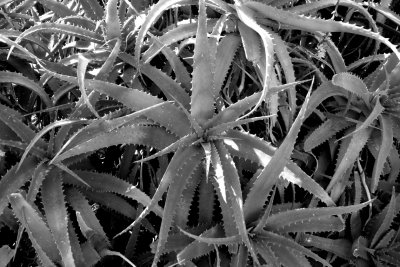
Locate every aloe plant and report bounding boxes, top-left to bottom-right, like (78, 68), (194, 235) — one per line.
(1, 0), (400, 266)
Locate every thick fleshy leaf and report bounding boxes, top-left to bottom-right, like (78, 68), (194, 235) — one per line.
(0, 71), (52, 107)
(0, 157), (37, 215)
(16, 23), (103, 45)
(42, 65), (192, 137)
(177, 225), (227, 264)
(332, 72), (370, 104)
(105, 0), (121, 41)
(141, 64), (190, 109)
(256, 231), (332, 267)
(235, 3), (274, 119)
(42, 169), (75, 266)
(304, 115), (353, 152)
(264, 200), (372, 233)
(0, 103), (46, 147)
(65, 188), (110, 247)
(17, 119), (89, 171)
(36, 0), (76, 17)
(53, 125), (177, 162)
(63, 171), (162, 217)
(223, 130), (334, 207)
(244, 84), (312, 223)
(151, 147), (202, 266)
(77, 54), (99, 118)
(300, 234), (352, 260)
(327, 126), (372, 192)
(115, 146), (201, 238)
(371, 188), (399, 249)
(214, 141), (259, 264)
(371, 115), (393, 193)
(244, 1), (400, 60)
(79, 0), (103, 20)
(190, 0), (215, 125)
(9, 193), (61, 263)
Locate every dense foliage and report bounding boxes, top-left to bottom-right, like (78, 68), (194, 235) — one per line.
(1, 0), (400, 266)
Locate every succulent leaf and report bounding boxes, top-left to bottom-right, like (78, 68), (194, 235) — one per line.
(9, 193), (61, 264)
(42, 169), (75, 266)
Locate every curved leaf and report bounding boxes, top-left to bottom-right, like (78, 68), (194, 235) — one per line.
(0, 71), (52, 107)
(42, 170), (75, 266)
(53, 125), (177, 162)
(9, 193), (61, 263)
(264, 200), (372, 233)
(63, 171), (162, 217)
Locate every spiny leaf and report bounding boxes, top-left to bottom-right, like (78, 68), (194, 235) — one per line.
(179, 227), (241, 245)
(300, 234), (352, 260)
(79, 0), (104, 20)
(370, 2), (400, 26)
(237, 21), (261, 64)
(235, 3), (274, 119)
(135, 0), (198, 67)
(105, 0), (121, 41)
(375, 229), (396, 250)
(53, 125), (177, 162)
(17, 119), (89, 171)
(213, 34), (241, 95)
(141, 64), (190, 109)
(256, 231), (332, 267)
(0, 140), (45, 158)
(77, 54), (100, 118)
(42, 169), (75, 266)
(371, 115), (393, 193)
(197, 175), (215, 224)
(43, 62), (192, 137)
(270, 243), (312, 267)
(0, 103), (46, 147)
(371, 187), (399, 249)
(190, 0), (215, 125)
(206, 81), (308, 128)
(16, 23), (104, 45)
(0, 157), (37, 215)
(0, 71), (52, 107)
(134, 133), (198, 164)
(210, 142), (226, 202)
(142, 18), (236, 64)
(263, 200), (372, 233)
(26, 161), (50, 204)
(244, 81), (312, 223)
(254, 240), (280, 267)
(54, 102), (170, 158)
(224, 130), (335, 206)
(65, 188), (110, 247)
(114, 147), (199, 238)
(177, 225), (227, 264)
(304, 115), (353, 152)
(95, 38), (121, 81)
(152, 147), (202, 266)
(270, 31), (297, 118)
(175, 165), (203, 227)
(332, 72), (370, 104)
(82, 190), (136, 219)
(63, 171), (163, 217)
(244, 1), (400, 60)
(36, 0), (76, 17)
(327, 125), (372, 192)
(304, 81), (348, 119)
(68, 220), (87, 267)
(9, 193), (61, 263)
(214, 141), (259, 264)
